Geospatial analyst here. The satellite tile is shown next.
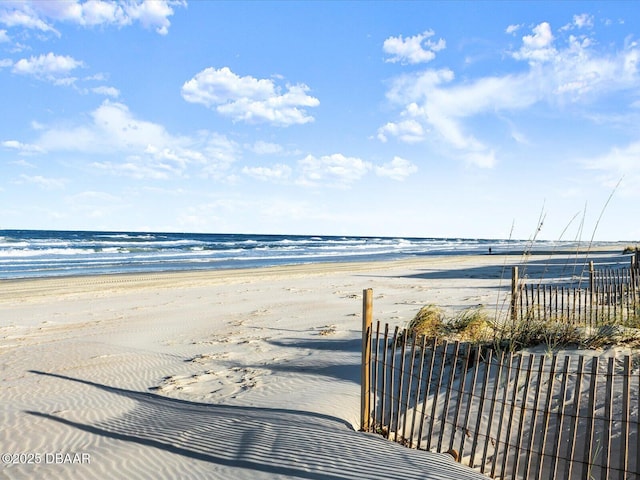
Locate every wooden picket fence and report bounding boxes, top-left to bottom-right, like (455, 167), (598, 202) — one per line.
(360, 290), (640, 480)
(510, 263), (640, 327)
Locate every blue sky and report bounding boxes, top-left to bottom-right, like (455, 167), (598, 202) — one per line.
(0, 1), (639, 241)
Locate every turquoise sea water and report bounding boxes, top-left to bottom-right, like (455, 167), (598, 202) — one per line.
(0, 229), (624, 280)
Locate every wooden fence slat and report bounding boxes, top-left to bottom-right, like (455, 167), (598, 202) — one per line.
(469, 349), (492, 468)
(450, 344), (472, 453)
(535, 354), (558, 480)
(481, 350), (505, 474)
(387, 326), (400, 438)
(499, 354), (522, 478)
(416, 337), (437, 450)
(621, 355), (630, 477)
(523, 354), (545, 480)
(512, 354), (534, 479)
(361, 289), (373, 432)
(438, 341), (461, 452)
(490, 352), (514, 478)
(394, 328), (409, 443)
(565, 355), (585, 479)
(511, 266), (519, 322)
(550, 356), (571, 479)
(371, 321), (381, 432)
(380, 323), (390, 432)
(426, 341), (448, 451)
(577, 289), (581, 324)
(458, 346), (481, 461)
(408, 335), (427, 448)
(602, 357), (614, 480)
(583, 357), (598, 480)
(399, 329), (416, 444)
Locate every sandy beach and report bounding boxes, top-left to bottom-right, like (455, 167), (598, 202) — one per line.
(0, 251), (626, 479)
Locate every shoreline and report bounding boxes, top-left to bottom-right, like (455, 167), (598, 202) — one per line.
(0, 234), (629, 282)
(0, 241), (629, 284)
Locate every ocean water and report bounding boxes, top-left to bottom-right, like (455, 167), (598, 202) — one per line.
(0, 229), (612, 280)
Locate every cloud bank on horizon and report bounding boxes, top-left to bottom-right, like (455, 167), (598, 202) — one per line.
(0, 1), (638, 240)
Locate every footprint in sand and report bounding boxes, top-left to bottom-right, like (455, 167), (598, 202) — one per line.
(149, 367), (263, 400)
(185, 352), (229, 364)
(316, 324), (337, 336)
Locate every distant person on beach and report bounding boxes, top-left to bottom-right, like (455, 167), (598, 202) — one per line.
(489, 247), (492, 254)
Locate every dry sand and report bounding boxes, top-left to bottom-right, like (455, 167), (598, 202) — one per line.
(0, 252), (622, 479)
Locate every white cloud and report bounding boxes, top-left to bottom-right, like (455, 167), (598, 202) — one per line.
(377, 119), (425, 143)
(91, 85), (120, 97)
(37, 100), (170, 153)
(506, 24), (522, 35)
(90, 159), (179, 180)
(513, 22), (556, 63)
(3, 52), (120, 94)
(574, 13), (594, 29)
(561, 13), (594, 31)
(11, 52), (83, 85)
(375, 156), (418, 181)
(250, 141), (283, 155)
(6, 100), (239, 180)
(512, 23), (639, 97)
(242, 154), (416, 186)
(17, 174), (66, 189)
(182, 67), (320, 126)
(123, 0), (179, 35)
(242, 164), (292, 182)
(297, 153), (372, 187)
(0, 29), (9, 42)
(35, 0), (125, 27)
(383, 69), (527, 166)
(2, 139), (45, 155)
(583, 141), (640, 196)
(379, 20), (640, 169)
(0, 5), (59, 34)
(383, 30), (445, 64)
(9, 158), (36, 168)
(0, 0), (182, 35)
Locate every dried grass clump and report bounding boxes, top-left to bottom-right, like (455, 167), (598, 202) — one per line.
(582, 324), (640, 349)
(408, 305), (445, 340)
(495, 317), (583, 351)
(408, 302), (640, 353)
(450, 307), (494, 343)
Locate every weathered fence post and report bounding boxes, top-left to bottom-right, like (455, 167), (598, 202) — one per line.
(361, 288), (373, 432)
(589, 261), (595, 306)
(511, 266), (519, 322)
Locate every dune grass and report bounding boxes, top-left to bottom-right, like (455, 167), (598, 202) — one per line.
(407, 304), (640, 352)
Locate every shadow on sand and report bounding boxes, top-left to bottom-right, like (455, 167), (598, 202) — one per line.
(258, 337), (362, 384)
(392, 252), (633, 287)
(27, 370), (486, 480)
